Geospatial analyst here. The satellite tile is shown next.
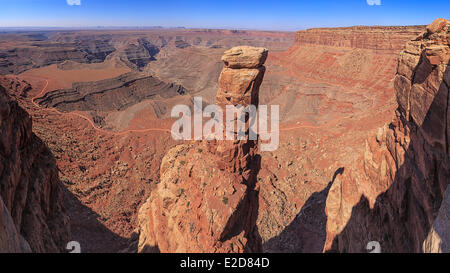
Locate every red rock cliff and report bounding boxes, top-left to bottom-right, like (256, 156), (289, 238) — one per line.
(136, 46), (267, 253)
(268, 26), (426, 104)
(295, 26), (425, 53)
(323, 18), (450, 253)
(0, 80), (70, 253)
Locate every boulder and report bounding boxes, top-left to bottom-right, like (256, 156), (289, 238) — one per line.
(426, 18), (448, 34)
(221, 46), (268, 69)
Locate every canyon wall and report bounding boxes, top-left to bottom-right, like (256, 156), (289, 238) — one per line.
(36, 72), (187, 114)
(295, 26), (425, 52)
(0, 39), (115, 75)
(136, 46), (267, 253)
(324, 19), (449, 253)
(267, 26), (426, 109)
(0, 80), (70, 252)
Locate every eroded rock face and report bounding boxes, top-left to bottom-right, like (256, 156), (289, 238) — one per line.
(323, 18), (450, 253)
(0, 196), (31, 253)
(210, 47), (267, 174)
(0, 82), (70, 252)
(295, 26), (425, 52)
(222, 46), (268, 69)
(0, 76), (32, 98)
(137, 46), (268, 253)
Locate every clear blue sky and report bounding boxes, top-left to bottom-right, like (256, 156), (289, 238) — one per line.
(0, 0), (448, 31)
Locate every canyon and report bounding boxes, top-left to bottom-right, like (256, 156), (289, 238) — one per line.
(0, 19), (448, 253)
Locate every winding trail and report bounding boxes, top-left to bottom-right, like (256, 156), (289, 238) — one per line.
(31, 78), (357, 136)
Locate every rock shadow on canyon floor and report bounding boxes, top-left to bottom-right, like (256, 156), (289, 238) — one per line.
(263, 167), (345, 253)
(62, 185), (130, 253)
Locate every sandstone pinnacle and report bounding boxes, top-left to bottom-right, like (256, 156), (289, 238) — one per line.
(212, 46), (268, 174)
(137, 46), (267, 253)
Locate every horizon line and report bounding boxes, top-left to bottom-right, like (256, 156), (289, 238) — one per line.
(0, 23), (428, 33)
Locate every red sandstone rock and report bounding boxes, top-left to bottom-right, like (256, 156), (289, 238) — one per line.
(136, 47), (267, 253)
(295, 26), (425, 52)
(426, 18), (448, 34)
(222, 46), (268, 69)
(0, 76), (32, 98)
(323, 19), (450, 253)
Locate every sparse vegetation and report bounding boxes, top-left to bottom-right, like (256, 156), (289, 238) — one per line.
(222, 196), (228, 205)
(178, 188), (185, 196)
(197, 148), (203, 153)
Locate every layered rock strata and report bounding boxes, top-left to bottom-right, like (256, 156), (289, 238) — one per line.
(36, 72), (187, 113)
(0, 81), (71, 252)
(295, 26), (425, 52)
(208, 46), (267, 174)
(136, 46), (268, 253)
(324, 19), (450, 253)
(121, 38), (160, 70)
(0, 39), (115, 74)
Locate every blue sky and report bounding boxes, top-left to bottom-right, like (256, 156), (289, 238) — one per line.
(0, 0), (448, 31)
